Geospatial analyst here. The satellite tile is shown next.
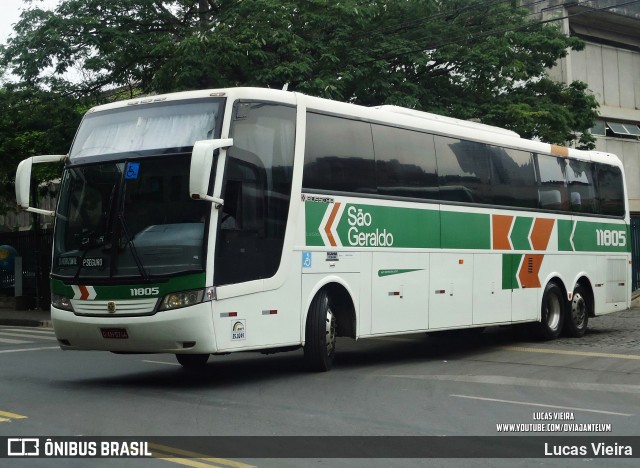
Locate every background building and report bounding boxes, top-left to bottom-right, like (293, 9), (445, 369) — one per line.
(527, 0), (640, 289)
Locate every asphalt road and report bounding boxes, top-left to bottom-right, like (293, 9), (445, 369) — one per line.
(1, 309), (639, 467)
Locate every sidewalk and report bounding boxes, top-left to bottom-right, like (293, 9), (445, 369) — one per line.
(0, 307), (52, 328)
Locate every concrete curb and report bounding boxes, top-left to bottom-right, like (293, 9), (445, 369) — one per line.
(0, 309), (53, 328)
(0, 318), (53, 328)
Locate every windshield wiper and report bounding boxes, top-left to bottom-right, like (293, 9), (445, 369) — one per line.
(116, 182), (149, 280)
(103, 184), (118, 249)
(117, 212), (149, 281)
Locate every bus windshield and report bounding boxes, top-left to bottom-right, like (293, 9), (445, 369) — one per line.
(53, 155), (212, 279)
(52, 98), (224, 279)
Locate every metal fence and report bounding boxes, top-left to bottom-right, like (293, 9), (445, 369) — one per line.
(632, 216), (640, 292)
(0, 229), (53, 309)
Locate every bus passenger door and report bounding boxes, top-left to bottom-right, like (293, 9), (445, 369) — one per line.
(429, 253), (473, 329)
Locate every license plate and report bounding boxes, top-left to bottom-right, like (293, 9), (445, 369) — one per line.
(100, 328), (129, 339)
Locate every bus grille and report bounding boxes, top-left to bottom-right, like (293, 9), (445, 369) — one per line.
(70, 298), (159, 316)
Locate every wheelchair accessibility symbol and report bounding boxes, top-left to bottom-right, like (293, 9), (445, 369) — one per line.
(302, 251), (312, 269)
(124, 162), (140, 180)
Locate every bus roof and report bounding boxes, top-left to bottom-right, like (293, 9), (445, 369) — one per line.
(85, 87), (623, 169)
(374, 105), (520, 139)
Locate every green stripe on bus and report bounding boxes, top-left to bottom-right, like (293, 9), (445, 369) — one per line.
(305, 201), (328, 246)
(335, 204), (440, 248)
(51, 272), (206, 300)
(378, 269), (424, 277)
(571, 221), (629, 253)
(440, 211), (490, 250)
(557, 220), (629, 252)
(502, 254), (522, 290)
(305, 200), (629, 253)
(557, 220), (574, 251)
(51, 280), (74, 299)
(510, 216), (533, 251)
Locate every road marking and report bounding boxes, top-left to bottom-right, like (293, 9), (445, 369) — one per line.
(379, 373), (640, 394)
(497, 345), (640, 361)
(0, 346), (59, 354)
(142, 360), (181, 366)
(450, 394), (633, 417)
(0, 332), (58, 341)
(150, 443), (255, 468)
(0, 327), (54, 334)
(0, 410), (28, 422)
(0, 337), (32, 344)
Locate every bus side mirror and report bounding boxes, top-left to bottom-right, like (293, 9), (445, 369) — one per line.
(189, 138), (233, 207)
(15, 154), (67, 216)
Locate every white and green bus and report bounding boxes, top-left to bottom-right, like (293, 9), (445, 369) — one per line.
(15, 87), (630, 371)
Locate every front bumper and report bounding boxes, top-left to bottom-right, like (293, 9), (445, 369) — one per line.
(51, 301), (216, 353)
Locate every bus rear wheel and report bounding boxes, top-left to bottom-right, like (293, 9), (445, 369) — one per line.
(534, 282), (565, 340)
(304, 290), (337, 372)
(176, 353), (209, 369)
(563, 285), (589, 338)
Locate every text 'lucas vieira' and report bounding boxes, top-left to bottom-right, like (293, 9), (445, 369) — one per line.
(545, 442), (632, 456)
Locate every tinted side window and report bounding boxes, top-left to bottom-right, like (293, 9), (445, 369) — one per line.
(566, 160), (597, 214)
(536, 154), (569, 211)
(215, 102), (296, 285)
(595, 164), (625, 216)
(490, 147), (538, 208)
(372, 125), (438, 199)
(303, 113), (375, 193)
(435, 136), (492, 203)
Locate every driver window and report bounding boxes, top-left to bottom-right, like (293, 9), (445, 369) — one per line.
(214, 102), (296, 285)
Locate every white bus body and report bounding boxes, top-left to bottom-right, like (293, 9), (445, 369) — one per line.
(16, 88), (630, 370)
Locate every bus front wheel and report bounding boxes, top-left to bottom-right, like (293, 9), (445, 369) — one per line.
(563, 285), (589, 338)
(534, 282), (565, 340)
(304, 290), (337, 372)
(176, 353), (209, 369)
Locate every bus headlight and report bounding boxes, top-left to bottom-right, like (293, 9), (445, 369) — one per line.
(51, 293), (74, 312)
(159, 289), (205, 311)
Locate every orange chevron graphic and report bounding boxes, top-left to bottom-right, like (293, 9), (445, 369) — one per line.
(492, 214), (513, 250)
(530, 218), (555, 251)
(519, 254), (544, 288)
(79, 285), (90, 300)
(324, 203), (341, 247)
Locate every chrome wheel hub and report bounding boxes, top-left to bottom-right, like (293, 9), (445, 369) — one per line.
(325, 307), (336, 356)
(571, 293), (586, 328)
(546, 293), (561, 331)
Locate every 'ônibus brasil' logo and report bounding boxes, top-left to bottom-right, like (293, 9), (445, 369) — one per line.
(319, 203), (394, 247)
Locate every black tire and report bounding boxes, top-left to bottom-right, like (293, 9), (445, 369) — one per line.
(304, 290), (337, 372)
(176, 353), (209, 369)
(534, 282), (565, 340)
(563, 285), (590, 338)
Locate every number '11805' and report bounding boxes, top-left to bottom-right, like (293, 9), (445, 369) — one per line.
(596, 229), (626, 247)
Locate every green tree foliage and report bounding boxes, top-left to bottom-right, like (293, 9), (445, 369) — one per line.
(2, 0), (598, 148)
(0, 83), (84, 214)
